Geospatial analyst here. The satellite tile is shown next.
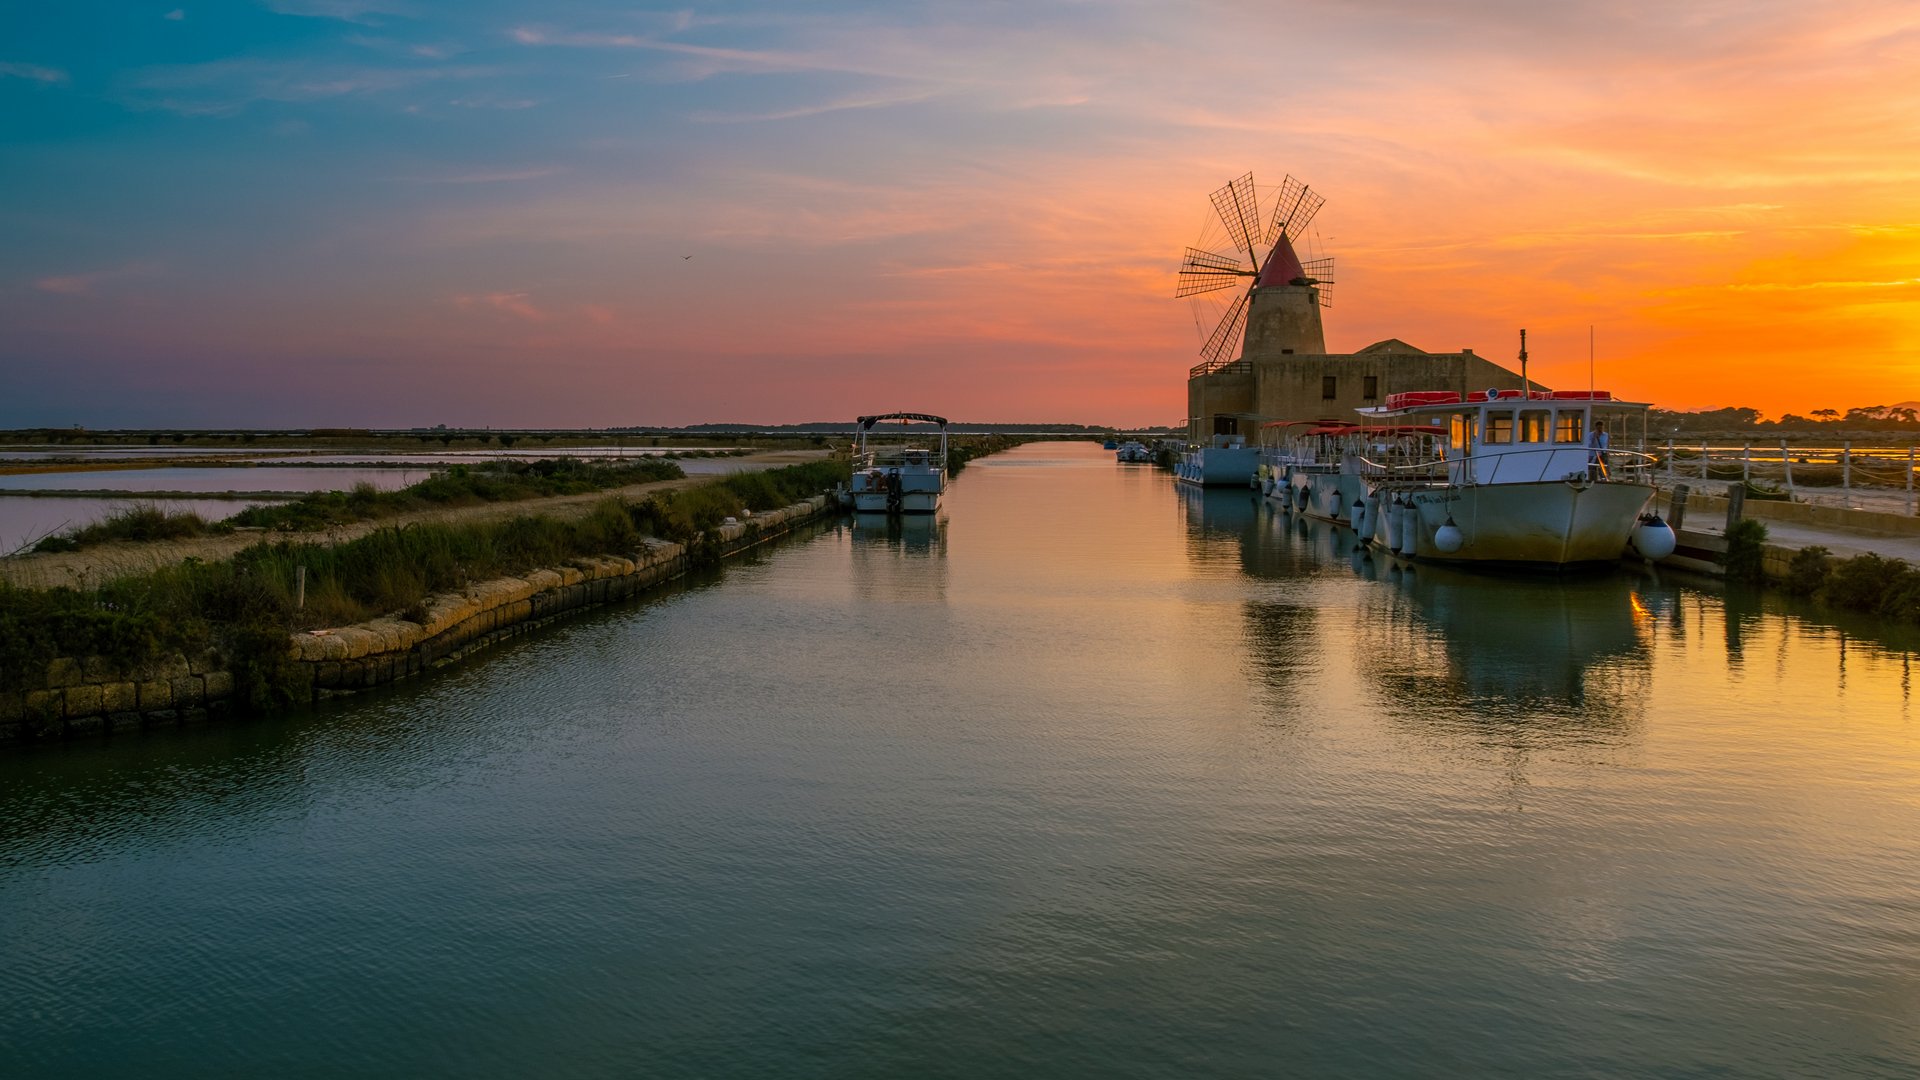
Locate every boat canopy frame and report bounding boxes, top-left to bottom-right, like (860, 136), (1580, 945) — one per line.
(858, 412), (949, 430)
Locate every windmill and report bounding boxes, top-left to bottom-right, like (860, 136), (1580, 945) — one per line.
(1177, 173), (1334, 372)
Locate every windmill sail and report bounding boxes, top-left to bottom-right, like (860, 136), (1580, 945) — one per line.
(1177, 247), (1251, 297)
(1179, 171), (1333, 370)
(1210, 173), (1264, 258)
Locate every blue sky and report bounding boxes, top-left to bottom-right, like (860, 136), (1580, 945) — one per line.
(5, 1), (1918, 426)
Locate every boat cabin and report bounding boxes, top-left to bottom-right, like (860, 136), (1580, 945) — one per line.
(1358, 389), (1647, 486)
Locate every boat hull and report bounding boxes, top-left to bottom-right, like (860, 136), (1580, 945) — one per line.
(1175, 446), (1257, 487)
(851, 489), (940, 514)
(1395, 481), (1654, 565)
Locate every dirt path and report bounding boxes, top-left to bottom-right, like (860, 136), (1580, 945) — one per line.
(0, 450), (829, 590)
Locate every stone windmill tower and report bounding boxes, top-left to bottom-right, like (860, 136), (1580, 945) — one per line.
(1176, 173), (1333, 372)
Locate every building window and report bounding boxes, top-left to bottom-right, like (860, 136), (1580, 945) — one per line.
(1363, 375), (1379, 400)
(1322, 375), (1337, 400)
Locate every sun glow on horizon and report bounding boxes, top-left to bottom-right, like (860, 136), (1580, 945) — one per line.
(3, 1), (1917, 426)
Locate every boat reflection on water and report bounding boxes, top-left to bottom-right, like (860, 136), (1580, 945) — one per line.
(1369, 562), (1655, 716)
(850, 510), (944, 553)
(846, 512), (948, 604)
(1262, 507), (1663, 737)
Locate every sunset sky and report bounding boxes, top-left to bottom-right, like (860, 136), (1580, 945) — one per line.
(4, 1), (1918, 427)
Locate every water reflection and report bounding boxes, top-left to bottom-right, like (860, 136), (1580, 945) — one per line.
(1366, 563), (1656, 722)
(847, 513), (948, 604)
(6, 443), (1920, 1079)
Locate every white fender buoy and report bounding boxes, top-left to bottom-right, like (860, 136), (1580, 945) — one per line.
(1351, 497), (1371, 541)
(1630, 513), (1677, 561)
(1434, 515), (1465, 554)
(1383, 500), (1401, 552)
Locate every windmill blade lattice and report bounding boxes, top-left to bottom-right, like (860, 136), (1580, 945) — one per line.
(1301, 256), (1335, 308)
(1176, 247), (1252, 298)
(1210, 173), (1264, 258)
(1265, 175), (1324, 244)
(1199, 292), (1250, 367)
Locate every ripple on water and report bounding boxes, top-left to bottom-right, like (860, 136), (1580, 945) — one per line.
(3, 443), (1920, 1078)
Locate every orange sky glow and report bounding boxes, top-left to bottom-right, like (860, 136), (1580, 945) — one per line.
(3, 1), (1917, 426)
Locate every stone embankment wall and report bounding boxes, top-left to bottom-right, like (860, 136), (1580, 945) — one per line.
(1657, 485), (1920, 580)
(1, 496), (830, 744)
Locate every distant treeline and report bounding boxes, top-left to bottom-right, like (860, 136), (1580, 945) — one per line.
(2, 423), (1174, 444)
(1650, 404), (1920, 437)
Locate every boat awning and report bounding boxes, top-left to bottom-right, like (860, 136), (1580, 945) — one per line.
(1369, 390), (1647, 415)
(858, 412), (949, 429)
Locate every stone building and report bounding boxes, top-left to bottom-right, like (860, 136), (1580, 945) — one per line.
(1186, 275), (1533, 438)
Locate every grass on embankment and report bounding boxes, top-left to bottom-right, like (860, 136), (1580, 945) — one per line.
(30, 504), (230, 553)
(0, 459), (850, 709)
(30, 457), (689, 553)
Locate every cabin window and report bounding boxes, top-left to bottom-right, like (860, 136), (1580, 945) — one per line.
(1555, 411), (1586, 443)
(1484, 410), (1515, 444)
(1449, 413), (1475, 454)
(1518, 410), (1550, 443)
(1363, 375), (1379, 400)
(1322, 375), (1337, 400)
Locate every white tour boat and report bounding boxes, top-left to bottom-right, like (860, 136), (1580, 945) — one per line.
(849, 412), (948, 515)
(1258, 390), (1677, 567)
(1348, 389), (1675, 566)
(1116, 440), (1152, 463)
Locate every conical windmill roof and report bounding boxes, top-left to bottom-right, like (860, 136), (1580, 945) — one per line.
(1256, 233), (1307, 287)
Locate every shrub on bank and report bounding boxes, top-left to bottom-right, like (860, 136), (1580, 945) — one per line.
(0, 460), (849, 705)
(1721, 519), (1770, 584)
(33, 505), (230, 553)
(1785, 546), (1833, 596)
(229, 457), (686, 532)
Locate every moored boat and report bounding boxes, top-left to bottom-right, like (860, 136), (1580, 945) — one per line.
(1348, 389), (1673, 566)
(850, 412), (948, 515)
(1174, 434), (1257, 487)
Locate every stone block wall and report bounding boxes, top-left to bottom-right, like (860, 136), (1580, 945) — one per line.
(1, 495), (830, 744)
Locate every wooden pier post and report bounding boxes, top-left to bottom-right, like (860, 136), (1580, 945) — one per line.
(1726, 482), (1746, 530)
(1668, 483), (1690, 532)
(1743, 442), (1751, 484)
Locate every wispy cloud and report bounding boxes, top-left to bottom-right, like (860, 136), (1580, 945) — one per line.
(0, 62), (69, 84)
(121, 58), (496, 115)
(453, 291), (547, 321)
(393, 166), (563, 184)
(688, 89), (937, 124)
(1725, 277), (1920, 291)
(164, 9), (185, 21)
(262, 0), (412, 24)
(31, 264), (155, 295)
(447, 96), (540, 110)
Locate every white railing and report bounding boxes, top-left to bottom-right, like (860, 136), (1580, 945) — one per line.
(1657, 439), (1920, 514)
(1356, 446), (1658, 485)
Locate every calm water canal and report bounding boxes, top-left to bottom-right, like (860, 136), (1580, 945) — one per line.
(4, 441), (1918, 1078)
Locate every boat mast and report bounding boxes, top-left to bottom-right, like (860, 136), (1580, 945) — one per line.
(1519, 327), (1529, 399)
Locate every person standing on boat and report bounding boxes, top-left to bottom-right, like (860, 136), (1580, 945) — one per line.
(1588, 420), (1610, 480)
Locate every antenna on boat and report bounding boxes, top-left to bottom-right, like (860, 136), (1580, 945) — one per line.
(1588, 325), (1595, 396)
(1519, 328), (1529, 399)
